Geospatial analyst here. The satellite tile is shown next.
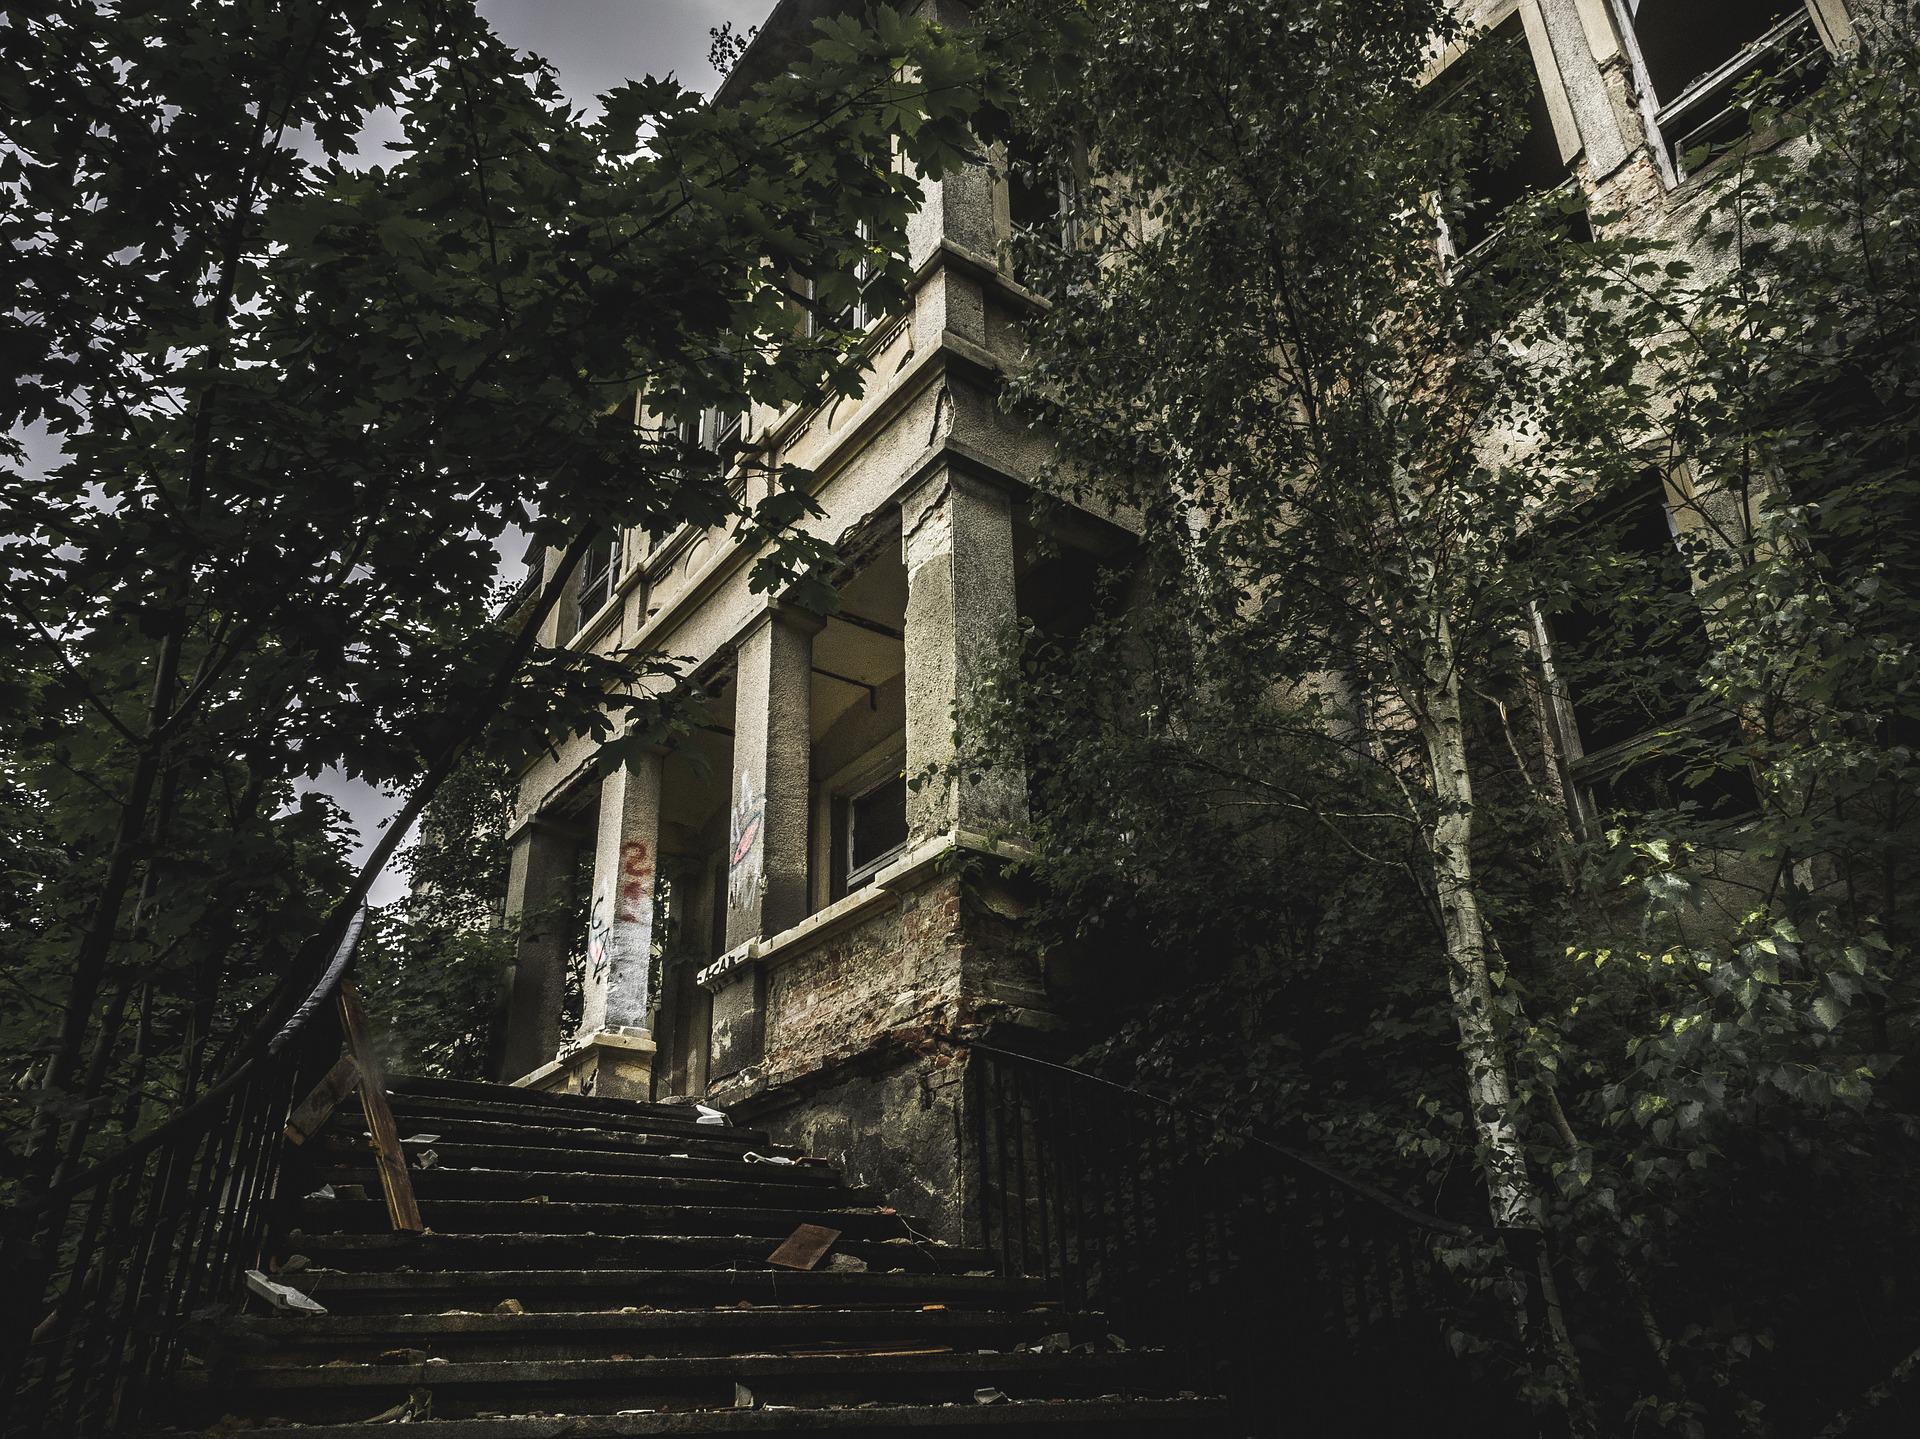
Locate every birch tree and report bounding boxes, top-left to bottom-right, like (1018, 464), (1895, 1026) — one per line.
(980, 1), (1920, 1430)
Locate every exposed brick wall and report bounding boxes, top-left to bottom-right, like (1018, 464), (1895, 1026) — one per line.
(764, 877), (967, 1084)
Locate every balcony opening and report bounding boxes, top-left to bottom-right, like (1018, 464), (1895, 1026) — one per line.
(810, 538), (908, 907)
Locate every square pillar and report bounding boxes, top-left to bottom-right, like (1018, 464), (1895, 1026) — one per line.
(709, 603), (820, 1082)
(901, 467), (1027, 846)
(582, 748), (665, 1038)
(724, 605), (820, 948)
(498, 819), (576, 1081)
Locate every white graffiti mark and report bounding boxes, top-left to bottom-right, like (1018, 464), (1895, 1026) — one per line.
(726, 770), (765, 913)
(587, 892), (612, 984)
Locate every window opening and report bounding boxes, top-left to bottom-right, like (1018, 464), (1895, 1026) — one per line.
(1445, 13), (1585, 256)
(574, 528), (622, 633)
(1005, 136), (1076, 287)
(1539, 474), (1757, 822)
(707, 406), (743, 453)
(844, 767), (908, 891)
(803, 222), (875, 337)
(1615, 1), (1826, 174)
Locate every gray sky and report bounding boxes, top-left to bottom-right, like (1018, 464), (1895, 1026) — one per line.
(478, 1), (772, 117)
(333, 0), (775, 901)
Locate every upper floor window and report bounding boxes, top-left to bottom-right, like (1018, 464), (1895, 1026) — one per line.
(799, 222), (876, 337)
(843, 767), (907, 893)
(1611, 0), (1831, 177)
(673, 408), (742, 459)
(1443, 10), (1586, 257)
(574, 527), (622, 634)
(1533, 473), (1757, 828)
(1003, 137), (1077, 288)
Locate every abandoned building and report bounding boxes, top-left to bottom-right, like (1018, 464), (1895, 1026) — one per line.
(492, 0), (1867, 1238)
(8, 4), (1901, 1438)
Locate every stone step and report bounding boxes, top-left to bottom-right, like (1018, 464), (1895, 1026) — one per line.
(285, 1232), (994, 1276)
(388, 1075), (702, 1124)
(290, 1198), (910, 1240)
(152, 1397), (1230, 1436)
(310, 1140), (842, 1187)
(337, 1115), (785, 1158)
(386, 1093), (737, 1143)
(174, 1350), (1177, 1423)
(216, 1308), (1108, 1366)
(316, 1167), (877, 1210)
(289, 1268), (1049, 1316)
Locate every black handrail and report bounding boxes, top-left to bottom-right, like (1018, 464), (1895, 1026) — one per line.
(957, 1034), (1528, 1435)
(964, 1039), (1481, 1238)
(0, 908), (370, 1437)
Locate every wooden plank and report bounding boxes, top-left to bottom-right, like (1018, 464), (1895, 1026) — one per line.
(336, 980), (425, 1234)
(284, 1054), (361, 1145)
(767, 1223), (841, 1271)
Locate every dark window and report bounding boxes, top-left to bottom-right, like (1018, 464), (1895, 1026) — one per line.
(1448, 15), (1584, 255)
(1541, 475), (1756, 821)
(708, 406), (743, 452)
(804, 222), (874, 336)
(1627, 0), (1802, 104)
(846, 769), (908, 887)
(1622, 1), (1825, 171)
(575, 528), (622, 631)
(1006, 137), (1075, 290)
(1009, 141), (1065, 238)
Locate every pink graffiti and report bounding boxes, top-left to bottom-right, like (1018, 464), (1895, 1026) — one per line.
(617, 840), (653, 922)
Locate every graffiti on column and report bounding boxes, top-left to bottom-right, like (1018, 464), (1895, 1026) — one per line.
(586, 891), (611, 986)
(617, 839), (654, 922)
(727, 770), (765, 914)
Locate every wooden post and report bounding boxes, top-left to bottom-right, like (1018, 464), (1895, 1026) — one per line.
(335, 980), (424, 1234)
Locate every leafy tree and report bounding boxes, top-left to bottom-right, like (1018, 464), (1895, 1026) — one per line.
(976, 0), (1919, 1431)
(356, 745), (518, 1080)
(0, 0), (994, 1215)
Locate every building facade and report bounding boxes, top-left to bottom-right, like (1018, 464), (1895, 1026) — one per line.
(495, 0), (1871, 1241)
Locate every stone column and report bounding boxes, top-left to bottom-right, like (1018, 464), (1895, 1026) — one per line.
(901, 467), (1027, 846)
(724, 605), (819, 947)
(497, 818), (576, 1081)
(708, 603), (820, 1081)
(581, 748), (665, 1038)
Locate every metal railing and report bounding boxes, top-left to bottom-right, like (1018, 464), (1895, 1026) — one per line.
(964, 1037), (1530, 1434)
(0, 911), (373, 1436)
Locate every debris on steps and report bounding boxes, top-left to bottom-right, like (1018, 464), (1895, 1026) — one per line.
(152, 1073), (1226, 1436)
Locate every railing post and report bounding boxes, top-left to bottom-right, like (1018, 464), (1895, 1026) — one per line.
(336, 980), (423, 1234)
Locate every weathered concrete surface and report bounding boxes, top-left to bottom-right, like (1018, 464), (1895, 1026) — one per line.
(902, 469), (1027, 846)
(583, 749), (665, 1038)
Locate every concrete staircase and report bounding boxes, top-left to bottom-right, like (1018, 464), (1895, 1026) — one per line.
(158, 1074), (1226, 1435)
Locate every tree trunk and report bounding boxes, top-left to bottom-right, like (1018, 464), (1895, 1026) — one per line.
(1418, 614), (1593, 1433)
(1419, 642), (1533, 1232)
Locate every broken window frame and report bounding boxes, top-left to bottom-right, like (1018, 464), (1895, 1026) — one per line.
(1607, 0), (1841, 183)
(1529, 472), (1758, 834)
